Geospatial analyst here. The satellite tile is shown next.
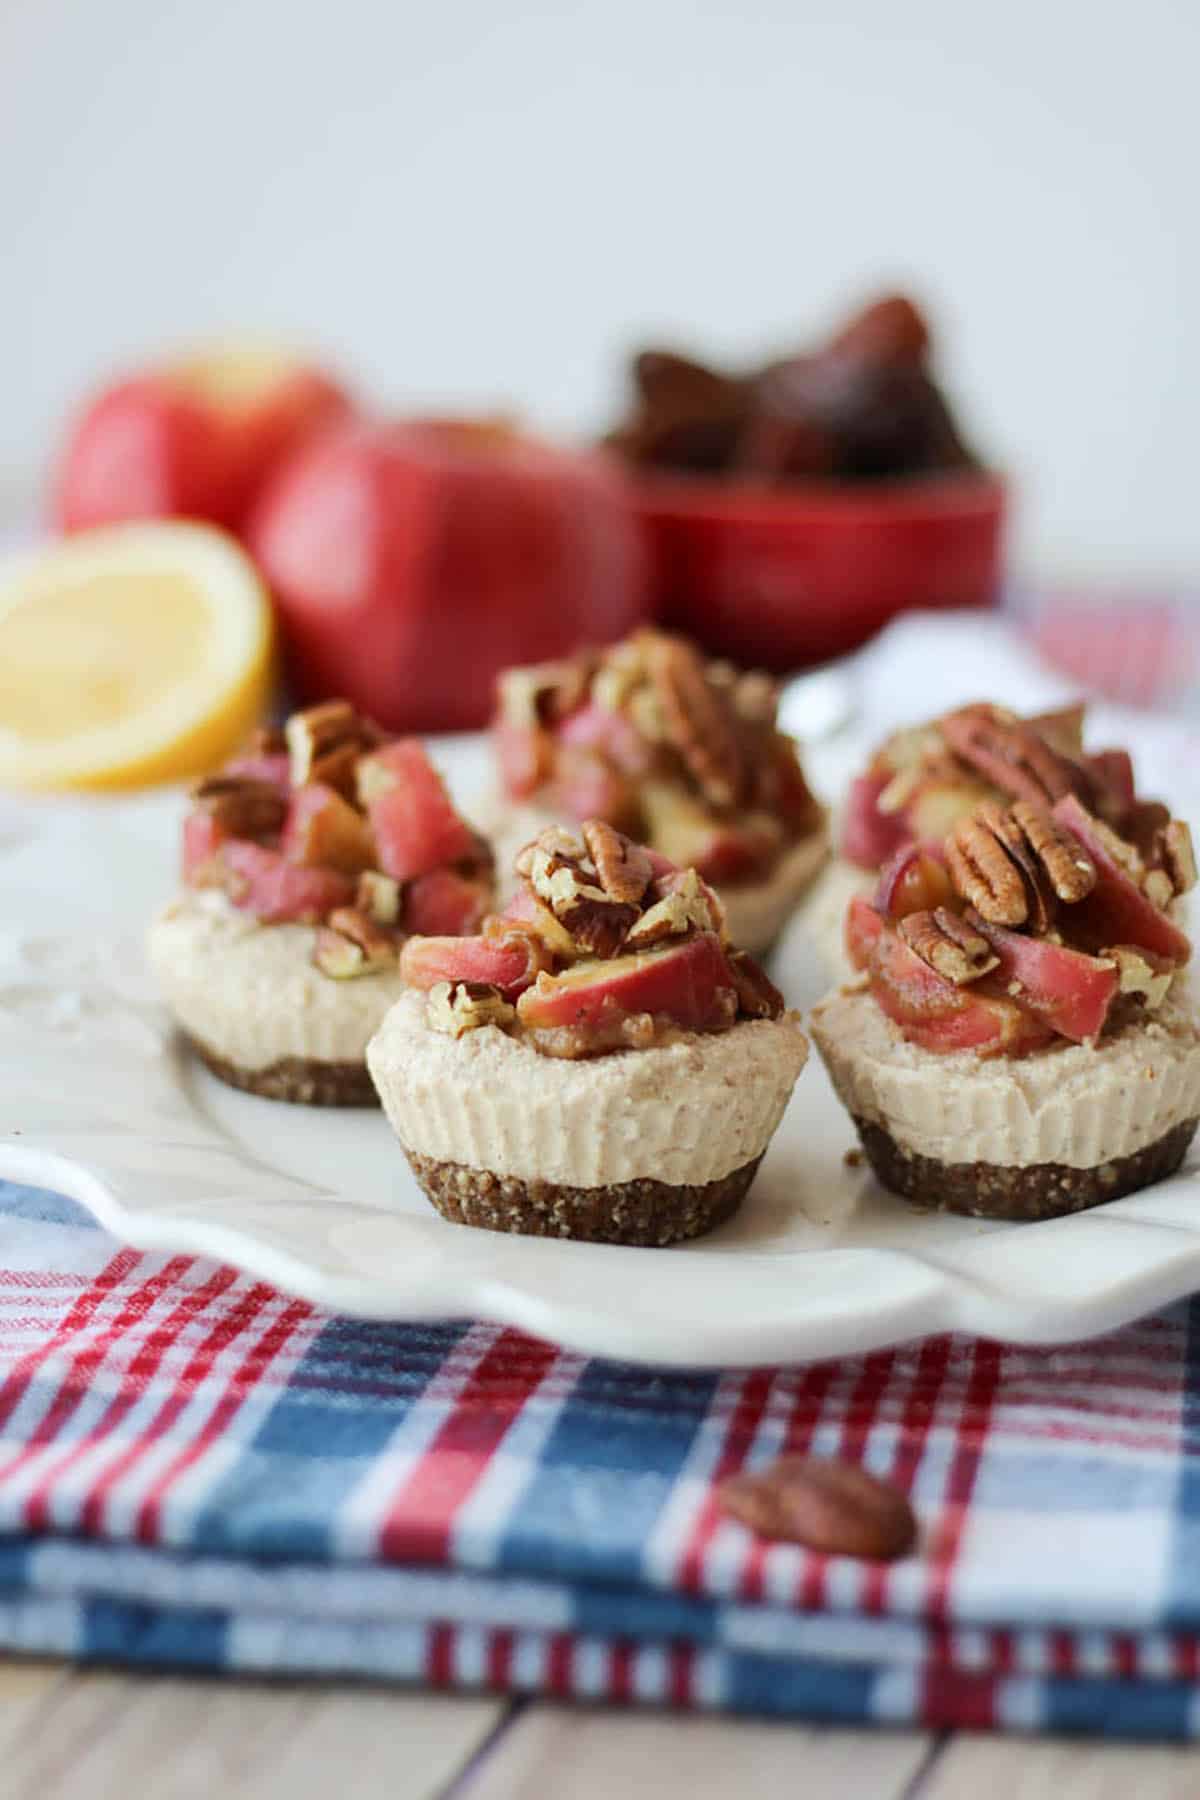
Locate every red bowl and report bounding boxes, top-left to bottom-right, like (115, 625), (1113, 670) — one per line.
(633, 469), (1007, 672)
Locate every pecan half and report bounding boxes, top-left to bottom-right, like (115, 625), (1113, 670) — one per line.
(717, 1456), (917, 1561)
(646, 632), (743, 808)
(898, 908), (999, 984)
(940, 704), (1083, 807)
(286, 700), (377, 796)
(426, 980), (515, 1038)
(190, 775), (287, 840)
(726, 949), (785, 1019)
(1009, 801), (1097, 902)
(520, 829), (635, 956)
(945, 810), (1029, 926)
(582, 820), (653, 905)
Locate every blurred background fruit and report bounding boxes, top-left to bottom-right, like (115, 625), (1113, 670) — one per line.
(54, 343), (353, 539)
(0, 522), (273, 789)
(247, 417), (648, 732)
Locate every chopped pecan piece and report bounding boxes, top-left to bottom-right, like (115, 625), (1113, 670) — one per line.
(1145, 869), (1176, 910)
(355, 870), (402, 925)
(520, 829), (636, 956)
(945, 810), (1029, 926)
(286, 701), (377, 797)
(313, 906), (400, 978)
(727, 949), (785, 1019)
(1009, 801), (1097, 902)
(1164, 820), (1197, 897)
(582, 820), (653, 905)
(625, 868), (720, 948)
(730, 669), (778, 725)
(898, 908), (999, 984)
(939, 704), (1083, 807)
(1105, 946), (1175, 1009)
(241, 723), (287, 757)
(190, 775), (287, 840)
(426, 980), (516, 1038)
(497, 660), (589, 727)
(645, 632), (743, 808)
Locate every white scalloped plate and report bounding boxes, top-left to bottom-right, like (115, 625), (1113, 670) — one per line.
(1, 742), (1199, 1369)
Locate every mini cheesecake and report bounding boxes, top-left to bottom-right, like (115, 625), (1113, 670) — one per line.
(368, 820), (809, 1243)
(804, 699), (1166, 980)
(812, 791), (1200, 1219)
(486, 628), (829, 956)
(148, 702), (492, 1104)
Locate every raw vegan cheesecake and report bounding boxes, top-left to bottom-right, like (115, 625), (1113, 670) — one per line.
(368, 820), (809, 1243)
(811, 792), (1200, 1219)
(805, 699), (1166, 978)
(148, 701), (492, 1104)
(487, 627), (828, 955)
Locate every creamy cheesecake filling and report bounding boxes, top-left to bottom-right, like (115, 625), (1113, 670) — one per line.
(368, 987), (808, 1187)
(798, 856), (874, 980)
(811, 984), (1200, 1170)
(147, 890), (407, 1071)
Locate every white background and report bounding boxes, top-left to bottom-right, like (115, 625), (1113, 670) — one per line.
(3, 0), (1196, 579)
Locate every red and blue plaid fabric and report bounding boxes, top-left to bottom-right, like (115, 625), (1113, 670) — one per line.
(5, 1178), (1200, 1739)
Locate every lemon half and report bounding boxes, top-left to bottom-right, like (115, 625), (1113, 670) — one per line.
(0, 522), (274, 790)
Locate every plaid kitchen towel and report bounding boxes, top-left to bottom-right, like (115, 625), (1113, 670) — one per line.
(6, 1183), (1200, 1739)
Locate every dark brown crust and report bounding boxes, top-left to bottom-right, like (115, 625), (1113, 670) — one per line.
(404, 1149), (761, 1244)
(853, 1114), (1198, 1221)
(187, 1036), (379, 1107)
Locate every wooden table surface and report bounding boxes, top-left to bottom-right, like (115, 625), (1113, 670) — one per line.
(3, 1665), (1199, 1798)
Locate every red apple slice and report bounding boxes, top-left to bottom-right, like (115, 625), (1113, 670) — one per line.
(183, 811), (228, 885)
(401, 931), (544, 999)
(845, 895), (885, 971)
(358, 741), (476, 881)
(220, 841), (353, 923)
(516, 932), (736, 1033)
(282, 783), (377, 875)
(556, 702), (648, 775)
(494, 720), (552, 799)
(841, 771), (909, 869)
(874, 842), (953, 921)
(869, 926), (1052, 1055)
(1053, 795), (1191, 963)
(404, 868), (490, 937)
(966, 912), (1119, 1042)
(502, 884), (580, 958)
(551, 747), (637, 828)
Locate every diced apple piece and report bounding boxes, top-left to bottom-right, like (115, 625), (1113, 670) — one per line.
(845, 895), (885, 972)
(516, 932), (737, 1033)
(404, 868), (490, 937)
(502, 884), (580, 959)
(966, 913), (1119, 1042)
(401, 932), (544, 1000)
(282, 783), (377, 875)
(1053, 795), (1191, 964)
(220, 841), (353, 923)
(552, 747), (637, 829)
(223, 750), (292, 788)
(906, 778), (995, 843)
(494, 720), (552, 799)
(556, 702), (648, 775)
(869, 926), (1052, 1055)
(182, 811), (228, 885)
(639, 782), (774, 882)
(874, 842), (953, 921)
(358, 741), (476, 881)
(840, 772), (910, 869)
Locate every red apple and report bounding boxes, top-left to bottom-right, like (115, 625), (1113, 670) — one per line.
(357, 741), (476, 882)
(516, 932), (736, 1032)
(869, 926), (1052, 1055)
(220, 841), (353, 924)
(404, 868), (490, 937)
(247, 419), (648, 732)
(55, 345), (352, 536)
(966, 912), (1119, 1042)
(401, 932), (545, 1000)
(1053, 796), (1191, 963)
(182, 811), (228, 885)
(845, 894), (885, 971)
(841, 771), (909, 869)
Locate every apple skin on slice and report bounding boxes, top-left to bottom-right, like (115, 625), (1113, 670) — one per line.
(869, 925), (1053, 1055)
(556, 701), (648, 775)
(400, 932), (546, 1000)
(404, 868), (490, 937)
(282, 783), (377, 875)
(220, 841), (353, 924)
(840, 771), (911, 870)
(183, 811), (228, 884)
(966, 911), (1119, 1043)
(845, 894), (885, 972)
(516, 932), (737, 1033)
(495, 720), (552, 799)
(1053, 795), (1191, 964)
(873, 842), (952, 921)
(358, 741), (476, 881)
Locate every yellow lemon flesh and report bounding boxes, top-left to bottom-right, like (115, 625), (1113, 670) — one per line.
(0, 522), (274, 790)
